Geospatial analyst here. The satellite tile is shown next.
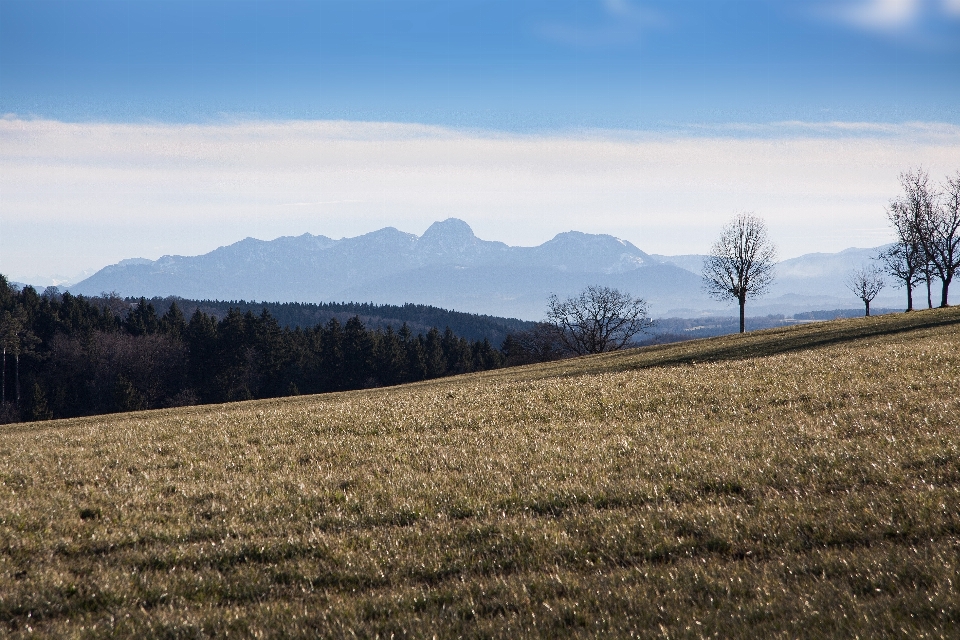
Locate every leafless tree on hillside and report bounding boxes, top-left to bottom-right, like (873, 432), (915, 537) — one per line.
(544, 286), (653, 355)
(501, 323), (565, 366)
(702, 213), (777, 333)
(920, 171), (960, 307)
(883, 198), (927, 311)
(892, 169), (939, 308)
(847, 265), (885, 317)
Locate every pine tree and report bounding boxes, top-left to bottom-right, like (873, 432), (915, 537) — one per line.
(124, 298), (160, 336)
(374, 326), (406, 386)
(186, 310), (218, 402)
(114, 374), (145, 413)
(29, 382), (53, 421)
(424, 328), (445, 379)
(342, 316), (374, 389)
(320, 318), (345, 391)
(160, 301), (187, 338)
(472, 338), (502, 371)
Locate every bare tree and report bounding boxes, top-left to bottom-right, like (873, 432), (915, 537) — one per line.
(95, 291), (132, 322)
(847, 265), (885, 316)
(921, 171), (960, 307)
(702, 213), (777, 333)
(894, 169), (939, 308)
(501, 323), (565, 365)
(878, 243), (922, 311)
(882, 198), (927, 311)
(544, 286), (653, 355)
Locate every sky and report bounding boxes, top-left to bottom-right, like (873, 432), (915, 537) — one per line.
(1, 0), (959, 285)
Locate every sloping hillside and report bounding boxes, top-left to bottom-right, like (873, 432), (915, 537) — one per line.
(2, 308), (959, 637)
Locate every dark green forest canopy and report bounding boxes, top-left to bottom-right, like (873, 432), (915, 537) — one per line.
(146, 298), (534, 345)
(0, 277), (506, 423)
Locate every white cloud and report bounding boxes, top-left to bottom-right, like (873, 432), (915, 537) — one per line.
(1, 118), (959, 282)
(820, 0), (960, 34)
(839, 0), (922, 29)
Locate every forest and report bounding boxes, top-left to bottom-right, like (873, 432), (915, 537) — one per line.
(0, 277), (506, 423)
(140, 298), (533, 345)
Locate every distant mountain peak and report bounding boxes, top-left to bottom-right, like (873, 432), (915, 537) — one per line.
(420, 218), (475, 241)
(414, 217), (507, 263)
(546, 230), (638, 249)
(67, 219), (899, 320)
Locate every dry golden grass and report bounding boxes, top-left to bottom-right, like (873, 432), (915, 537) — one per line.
(2, 308), (960, 638)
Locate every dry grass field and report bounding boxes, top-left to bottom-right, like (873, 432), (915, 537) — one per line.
(2, 308), (960, 638)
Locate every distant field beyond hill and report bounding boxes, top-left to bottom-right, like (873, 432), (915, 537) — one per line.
(2, 308), (960, 637)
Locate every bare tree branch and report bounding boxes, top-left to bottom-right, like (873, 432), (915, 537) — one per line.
(882, 193), (927, 311)
(898, 169), (938, 308)
(701, 212), (777, 333)
(923, 170), (960, 307)
(847, 265), (885, 317)
(544, 286), (653, 356)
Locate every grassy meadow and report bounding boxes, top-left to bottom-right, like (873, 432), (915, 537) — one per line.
(2, 308), (960, 638)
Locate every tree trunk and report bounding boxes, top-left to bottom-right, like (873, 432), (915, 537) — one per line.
(927, 277), (933, 309)
(1, 347), (5, 405)
(906, 284), (913, 312)
(14, 353), (19, 407)
(739, 298), (746, 334)
(865, 300), (870, 317)
(941, 276), (951, 308)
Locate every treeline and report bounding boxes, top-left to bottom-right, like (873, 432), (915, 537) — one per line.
(881, 168), (960, 310)
(0, 277), (504, 423)
(132, 298), (533, 346)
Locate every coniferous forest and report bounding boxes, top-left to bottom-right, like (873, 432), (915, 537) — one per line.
(0, 277), (506, 423)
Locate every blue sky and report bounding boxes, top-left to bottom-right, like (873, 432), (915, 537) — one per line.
(1, 0), (960, 285)
(3, 0), (959, 128)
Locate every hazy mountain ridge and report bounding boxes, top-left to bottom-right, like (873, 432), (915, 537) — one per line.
(71, 219), (905, 320)
(649, 245), (904, 316)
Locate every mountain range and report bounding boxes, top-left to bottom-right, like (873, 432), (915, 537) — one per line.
(69, 219), (906, 320)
